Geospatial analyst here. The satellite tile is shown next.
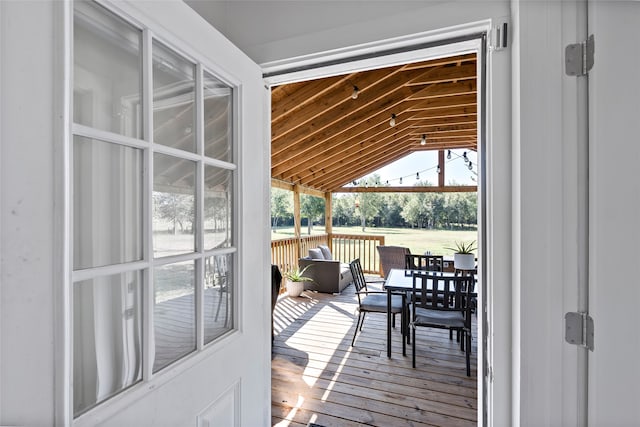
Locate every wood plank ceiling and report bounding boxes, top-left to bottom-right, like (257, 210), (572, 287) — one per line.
(271, 53), (478, 194)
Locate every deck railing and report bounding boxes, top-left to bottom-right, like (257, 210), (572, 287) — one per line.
(271, 233), (385, 276)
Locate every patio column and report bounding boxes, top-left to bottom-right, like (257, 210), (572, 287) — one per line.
(293, 184), (302, 258)
(325, 192), (333, 252)
(438, 150), (445, 188)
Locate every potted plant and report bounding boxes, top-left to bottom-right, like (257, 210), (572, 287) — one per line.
(446, 240), (477, 270)
(283, 265), (313, 297)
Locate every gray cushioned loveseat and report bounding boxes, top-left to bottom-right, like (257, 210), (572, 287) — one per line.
(298, 245), (353, 294)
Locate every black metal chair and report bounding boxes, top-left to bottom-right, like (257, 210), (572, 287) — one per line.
(271, 265), (283, 342)
(349, 259), (406, 355)
(410, 272), (475, 376)
(404, 254), (444, 272)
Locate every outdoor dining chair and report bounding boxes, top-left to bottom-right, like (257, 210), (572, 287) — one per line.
(404, 254), (444, 272)
(410, 272), (475, 376)
(349, 258), (406, 354)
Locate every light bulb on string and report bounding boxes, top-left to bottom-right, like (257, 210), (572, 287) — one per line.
(352, 180), (357, 186)
(399, 177), (403, 184)
(447, 150), (452, 160)
(463, 151), (468, 163)
(468, 162), (473, 171)
(351, 85), (359, 99)
(437, 165), (441, 174)
(389, 114), (396, 127)
(416, 172), (420, 180)
(420, 134), (426, 145)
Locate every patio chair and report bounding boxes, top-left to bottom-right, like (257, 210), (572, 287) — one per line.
(405, 254), (444, 272)
(410, 272), (475, 375)
(349, 258), (406, 354)
(376, 245), (411, 279)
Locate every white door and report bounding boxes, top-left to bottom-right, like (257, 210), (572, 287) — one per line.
(69, 2), (270, 427)
(588, 2), (640, 425)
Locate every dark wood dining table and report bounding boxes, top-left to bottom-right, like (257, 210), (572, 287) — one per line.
(382, 268), (461, 358)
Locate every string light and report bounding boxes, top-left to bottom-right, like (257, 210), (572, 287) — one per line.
(351, 86), (359, 99)
(389, 113), (396, 127)
(367, 150), (476, 186)
(420, 134), (426, 146)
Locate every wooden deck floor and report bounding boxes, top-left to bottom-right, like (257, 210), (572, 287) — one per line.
(271, 281), (478, 427)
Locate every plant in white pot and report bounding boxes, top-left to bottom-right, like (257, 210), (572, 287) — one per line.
(446, 241), (477, 271)
(283, 265), (313, 297)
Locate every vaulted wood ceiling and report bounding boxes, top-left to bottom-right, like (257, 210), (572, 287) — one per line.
(271, 53), (478, 194)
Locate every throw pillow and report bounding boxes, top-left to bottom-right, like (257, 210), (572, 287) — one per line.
(308, 248), (324, 259)
(318, 245), (332, 260)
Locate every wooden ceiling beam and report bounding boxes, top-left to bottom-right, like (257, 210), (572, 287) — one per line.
(272, 66), (475, 155)
(273, 105), (477, 180)
(404, 63), (477, 86)
(272, 94), (477, 171)
(400, 53), (476, 70)
(406, 80), (476, 101)
(271, 74), (349, 117)
(334, 185), (477, 193)
(270, 178), (325, 198)
(272, 66), (407, 139)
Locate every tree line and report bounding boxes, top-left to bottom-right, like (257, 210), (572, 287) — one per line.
(271, 174), (477, 232)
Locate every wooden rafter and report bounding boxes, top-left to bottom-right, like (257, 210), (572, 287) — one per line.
(271, 53), (478, 193)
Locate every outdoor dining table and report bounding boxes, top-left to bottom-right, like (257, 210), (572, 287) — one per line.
(383, 268), (461, 358)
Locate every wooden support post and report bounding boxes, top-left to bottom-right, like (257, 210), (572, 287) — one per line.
(325, 192), (333, 252)
(293, 184), (302, 258)
(438, 150), (445, 188)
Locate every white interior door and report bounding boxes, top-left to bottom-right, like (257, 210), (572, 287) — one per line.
(588, 2), (640, 425)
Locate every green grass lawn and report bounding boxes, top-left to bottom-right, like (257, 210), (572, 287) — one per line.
(271, 225), (477, 256)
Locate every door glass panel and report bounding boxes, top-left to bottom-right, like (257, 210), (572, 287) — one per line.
(153, 42), (196, 153)
(73, 271), (142, 417)
(204, 253), (234, 344)
(203, 71), (232, 161)
(153, 153), (196, 258)
(204, 165), (232, 250)
(73, 136), (143, 270)
(74, 1), (142, 138)
(154, 261), (196, 372)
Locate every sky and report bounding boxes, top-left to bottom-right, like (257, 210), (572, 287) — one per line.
(355, 148), (478, 187)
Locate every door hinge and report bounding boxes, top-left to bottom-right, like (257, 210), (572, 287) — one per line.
(565, 311), (594, 351)
(565, 34), (594, 76)
(489, 21), (508, 51)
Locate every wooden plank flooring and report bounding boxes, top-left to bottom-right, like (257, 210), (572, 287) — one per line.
(272, 281), (477, 427)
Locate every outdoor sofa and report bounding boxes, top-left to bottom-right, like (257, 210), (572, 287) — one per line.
(298, 245), (353, 294)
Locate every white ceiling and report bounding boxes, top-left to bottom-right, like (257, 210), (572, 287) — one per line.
(184, 0), (463, 65)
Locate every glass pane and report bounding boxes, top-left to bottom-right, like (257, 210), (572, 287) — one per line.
(153, 153), (196, 258)
(204, 166), (233, 250)
(154, 261), (195, 372)
(204, 254), (234, 344)
(203, 71), (232, 161)
(73, 271), (142, 416)
(74, 1), (141, 138)
(153, 42), (196, 153)
(73, 136), (143, 270)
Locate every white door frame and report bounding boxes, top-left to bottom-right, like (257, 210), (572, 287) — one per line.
(262, 19), (513, 426)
